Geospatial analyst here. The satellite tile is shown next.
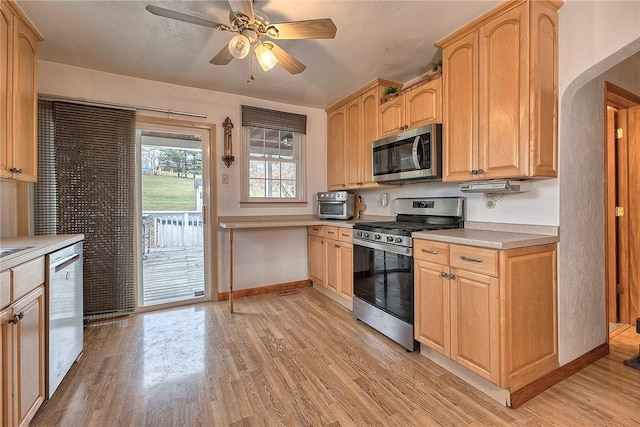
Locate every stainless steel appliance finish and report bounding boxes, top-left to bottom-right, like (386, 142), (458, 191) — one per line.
(372, 124), (442, 184)
(46, 242), (83, 398)
(352, 197), (464, 351)
(316, 191), (355, 220)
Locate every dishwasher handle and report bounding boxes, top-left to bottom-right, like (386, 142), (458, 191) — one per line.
(51, 253), (81, 271)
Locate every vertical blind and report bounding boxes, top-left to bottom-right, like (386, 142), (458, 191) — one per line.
(35, 100), (136, 317)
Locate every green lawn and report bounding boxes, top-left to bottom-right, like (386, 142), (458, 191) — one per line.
(142, 174), (198, 211)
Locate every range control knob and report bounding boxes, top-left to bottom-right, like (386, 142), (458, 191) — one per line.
(395, 237), (403, 243)
(386, 236), (394, 242)
(363, 232), (370, 238)
(374, 234), (382, 240)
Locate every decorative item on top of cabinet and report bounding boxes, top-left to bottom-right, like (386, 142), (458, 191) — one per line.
(436, 0), (561, 183)
(379, 76), (442, 138)
(1, 0), (43, 182)
(325, 78), (401, 191)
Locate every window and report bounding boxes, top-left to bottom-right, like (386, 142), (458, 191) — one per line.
(240, 105), (307, 204)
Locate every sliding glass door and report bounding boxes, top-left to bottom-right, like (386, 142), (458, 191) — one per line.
(135, 121), (213, 308)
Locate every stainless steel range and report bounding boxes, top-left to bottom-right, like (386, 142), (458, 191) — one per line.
(352, 197), (464, 351)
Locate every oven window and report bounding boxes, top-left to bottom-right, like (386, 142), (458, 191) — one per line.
(353, 244), (414, 323)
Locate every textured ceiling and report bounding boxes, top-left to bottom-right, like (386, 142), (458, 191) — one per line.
(17, 0), (502, 109)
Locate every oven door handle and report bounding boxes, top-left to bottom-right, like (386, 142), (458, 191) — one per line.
(353, 237), (413, 257)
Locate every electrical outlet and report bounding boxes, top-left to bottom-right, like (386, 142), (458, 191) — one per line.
(222, 173), (229, 184)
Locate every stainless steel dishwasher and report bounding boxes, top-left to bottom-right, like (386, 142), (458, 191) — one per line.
(46, 241), (83, 398)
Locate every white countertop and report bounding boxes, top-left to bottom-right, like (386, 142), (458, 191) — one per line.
(412, 228), (559, 250)
(217, 214), (393, 230)
(1, 234), (84, 270)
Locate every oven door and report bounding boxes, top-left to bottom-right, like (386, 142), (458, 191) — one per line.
(352, 238), (414, 324)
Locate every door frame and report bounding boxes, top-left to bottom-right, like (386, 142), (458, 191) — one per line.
(604, 82), (640, 333)
(135, 115), (218, 311)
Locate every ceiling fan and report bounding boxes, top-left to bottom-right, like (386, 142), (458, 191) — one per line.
(145, 1), (337, 75)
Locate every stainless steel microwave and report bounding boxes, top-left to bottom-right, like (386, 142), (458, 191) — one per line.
(372, 124), (442, 184)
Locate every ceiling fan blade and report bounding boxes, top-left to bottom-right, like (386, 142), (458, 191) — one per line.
(210, 45), (234, 65)
(146, 5), (230, 30)
(266, 42), (306, 75)
(269, 19), (337, 40)
(228, 0), (254, 21)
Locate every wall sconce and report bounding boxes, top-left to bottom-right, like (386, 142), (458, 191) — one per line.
(222, 117), (235, 168)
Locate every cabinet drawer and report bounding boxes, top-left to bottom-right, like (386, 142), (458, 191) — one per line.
(12, 256), (45, 301)
(450, 245), (498, 277)
(338, 228), (352, 243)
(414, 240), (449, 265)
(0, 270), (10, 309)
(324, 226), (339, 240)
(307, 225), (324, 237)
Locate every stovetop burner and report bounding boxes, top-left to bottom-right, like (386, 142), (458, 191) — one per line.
(352, 197), (464, 248)
(354, 220), (461, 236)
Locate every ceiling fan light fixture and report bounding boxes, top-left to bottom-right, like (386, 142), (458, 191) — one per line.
(266, 25), (279, 38)
(228, 34), (251, 59)
(255, 42), (278, 71)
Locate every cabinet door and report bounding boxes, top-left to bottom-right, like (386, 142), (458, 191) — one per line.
(308, 235), (325, 285)
(12, 17), (38, 182)
(345, 98), (361, 187)
(1, 308), (13, 427)
(478, 4), (528, 179)
(338, 242), (353, 300)
(379, 95), (404, 138)
(360, 88), (379, 187)
(327, 107), (346, 190)
(12, 286), (45, 427)
(450, 268), (499, 383)
(405, 79), (442, 129)
(0, 6), (12, 179)
(415, 260), (450, 356)
(442, 31), (478, 182)
(325, 238), (340, 292)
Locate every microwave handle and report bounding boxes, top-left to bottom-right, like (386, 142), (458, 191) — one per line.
(412, 136), (422, 169)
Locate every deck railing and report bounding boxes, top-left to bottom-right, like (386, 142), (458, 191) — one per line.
(142, 211), (203, 251)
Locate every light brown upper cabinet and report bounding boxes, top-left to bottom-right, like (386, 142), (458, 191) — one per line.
(326, 78), (401, 191)
(379, 78), (442, 138)
(437, 0), (560, 182)
(0, 0), (42, 182)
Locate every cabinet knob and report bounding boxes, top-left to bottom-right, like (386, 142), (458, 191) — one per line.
(8, 312), (24, 325)
(448, 274), (455, 280)
(9, 167), (22, 174)
(477, 169), (485, 174)
(471, 170), (478, 175)
(440, 271), (447, 278)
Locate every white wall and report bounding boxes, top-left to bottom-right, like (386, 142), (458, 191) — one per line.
(0, 180), (19, 236)
(556, 0), (640, 364)
(37, 61), (327, 292)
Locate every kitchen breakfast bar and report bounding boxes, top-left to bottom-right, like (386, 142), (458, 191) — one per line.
(217, 215), (358, 312)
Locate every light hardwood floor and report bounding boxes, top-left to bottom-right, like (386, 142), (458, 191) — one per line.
(32, 288), (640, 426)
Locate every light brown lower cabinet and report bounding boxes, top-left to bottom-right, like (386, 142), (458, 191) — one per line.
(1, 259), (45, 427)
(414, 239), (557, 391)
(307, 226), (353, 300)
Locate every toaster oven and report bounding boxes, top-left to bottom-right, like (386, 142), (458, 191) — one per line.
(316, 191), (355, 220)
